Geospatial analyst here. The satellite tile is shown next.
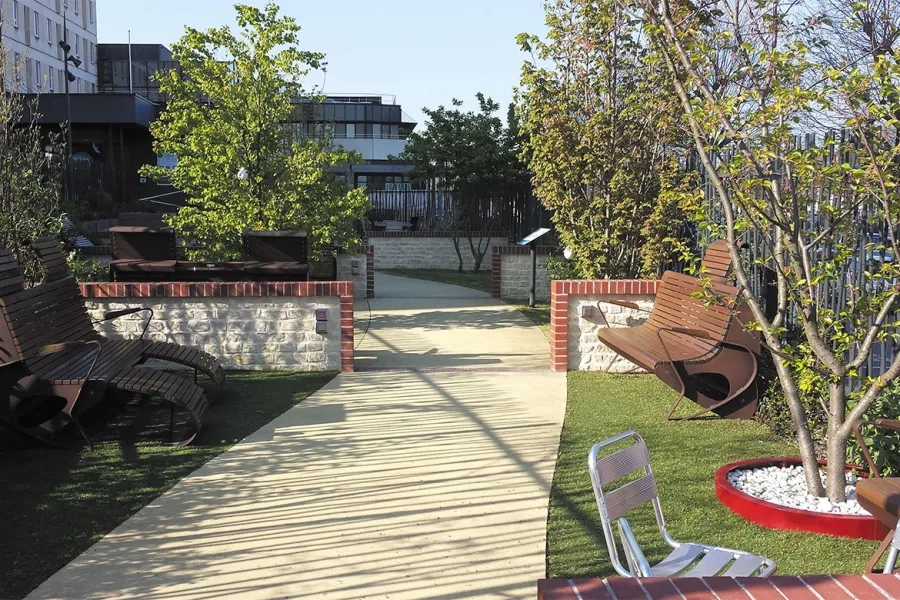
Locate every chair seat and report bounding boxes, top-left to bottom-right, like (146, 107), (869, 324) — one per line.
(651, 543), (770, 578)
(597, 325), (720, 370)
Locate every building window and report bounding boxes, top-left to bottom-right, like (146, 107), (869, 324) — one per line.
(346, 123), (356, 138)
(33, 9), (39, 37)
(13, 53), (21, 80)
(89, 1), (93, 23)
(36, 61), (42, 88)
(12, 1), (19, 28)
(74, 0), (79, 14)
(75, 34), (80, 57)
(48, 66), (54, 91)
(91, 82), (95, 93)
(90, 43), (95, 64)
(47, 17), (53, 44)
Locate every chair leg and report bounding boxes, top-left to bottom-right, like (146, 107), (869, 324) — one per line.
(657, 346), (759, 421)
(868, 531), (895, 573)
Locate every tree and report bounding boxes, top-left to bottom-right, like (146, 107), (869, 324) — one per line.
(641, 0), (900, 500)
(399, 94), (526, 272)
(0, 49), (65, 282)
(517, 0), (691, 280)
(141, 3), (368, 260)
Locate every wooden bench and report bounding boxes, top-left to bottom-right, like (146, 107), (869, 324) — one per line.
(596, 270), (761, 420)
(32, 236), (226, 391)
(0, 244), (214, 445)
(700, 239), (745, 281)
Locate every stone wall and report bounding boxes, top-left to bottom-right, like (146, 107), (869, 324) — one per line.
(490, 245), (553, 302)
(549, 280), (659, 372)
(367, 232), (509, 271)
(336, 247), (374, 299)
(79, 281), (355, 372)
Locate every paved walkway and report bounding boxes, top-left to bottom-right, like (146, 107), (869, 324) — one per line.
(28, 275), (565, 600)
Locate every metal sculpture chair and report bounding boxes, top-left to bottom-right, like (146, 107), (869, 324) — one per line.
(588, 430), (776, 578)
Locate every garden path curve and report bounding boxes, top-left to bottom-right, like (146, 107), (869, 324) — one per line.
(27, 274), (566, 600)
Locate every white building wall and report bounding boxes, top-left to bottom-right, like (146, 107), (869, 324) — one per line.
(334, 137), (409, 161)
(1, 0), (98, 93)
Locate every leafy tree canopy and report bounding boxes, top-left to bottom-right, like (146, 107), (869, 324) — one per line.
(141, 2), (368, 260)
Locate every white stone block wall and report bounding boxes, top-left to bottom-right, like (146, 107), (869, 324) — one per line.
(500, 254), (551, 302)
(84, 297), (342, 371)
(336, 253), (367, 299)
(568, 295), (656, 372)
(370, 236), (508, 270)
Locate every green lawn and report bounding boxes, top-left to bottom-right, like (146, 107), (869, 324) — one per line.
(513, 303), (550, 337)
(549, 372), (876, 578)
(381, 268), (492, 294)
(0, 371), (334, 600)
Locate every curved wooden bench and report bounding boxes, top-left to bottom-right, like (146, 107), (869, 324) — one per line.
(0, 245), (210, 445)
(700, 239), (743, 281)
(597, 271), (761, 420)
(31, 236), (226, 392)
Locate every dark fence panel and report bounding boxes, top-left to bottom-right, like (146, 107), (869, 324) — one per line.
(692, 133), (898, 380)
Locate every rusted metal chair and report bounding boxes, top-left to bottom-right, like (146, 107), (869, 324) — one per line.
(854, 419), (900, 573)
(596, 271), (761, 420)
(589, 430), (776, 578)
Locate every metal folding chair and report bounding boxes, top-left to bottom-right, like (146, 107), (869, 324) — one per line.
(588, 430), (776, 578)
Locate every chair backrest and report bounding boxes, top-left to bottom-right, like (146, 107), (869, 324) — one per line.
(646, 271), (736, 341)
(700, 240), (742, 281)
(0, 244), (25, 297)
(242, 230), (309, 263)
(0, 276), (97, 362)
(118, 212), (167, 228)
(32, 236), (70, 282)
(110, 227), (177, 261)
(588, 431), (668, 578)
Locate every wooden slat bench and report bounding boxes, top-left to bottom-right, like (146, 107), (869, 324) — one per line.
(538, 575), (900, 599)
(0, 245), (212, 445)
(32, 236), (226, 390)
(701, 239), (746, 281)
(596, 271), (761, 420)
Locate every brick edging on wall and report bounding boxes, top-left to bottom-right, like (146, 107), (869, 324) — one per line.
(365, 245), (375, 299)
(366, 230), (509, 238)
(79, 281), (356, 373)
(491, 245), (555, 299)
(549, 279), (660, 372)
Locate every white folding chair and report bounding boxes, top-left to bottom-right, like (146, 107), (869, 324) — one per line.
(588, 430), (776, 578)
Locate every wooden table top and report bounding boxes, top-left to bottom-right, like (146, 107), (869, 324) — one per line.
(857, 477), (900, 529)
(538, 575), (900, 599)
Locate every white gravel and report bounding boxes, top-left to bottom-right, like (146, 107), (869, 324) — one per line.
(727, 465), (871, 515)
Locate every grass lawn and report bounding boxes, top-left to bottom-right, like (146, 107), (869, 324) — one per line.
(512, 303), (550, 337)
(0, 370), (334, 600)
(549, 372), (877, 578)
(381, 268), (492, 294)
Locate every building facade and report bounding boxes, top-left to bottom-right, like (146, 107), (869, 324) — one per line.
(295, 95), (418, 189)
(1, 0), (98, 93)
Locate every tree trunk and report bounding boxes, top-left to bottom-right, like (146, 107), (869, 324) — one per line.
(774, 356), (825, 496)
(826, 381), (849, 502)
(452, 235), (464, 273)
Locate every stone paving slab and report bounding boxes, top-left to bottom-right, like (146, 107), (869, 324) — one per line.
(28, 273), (565, 600)
(28, 371), (565, 600)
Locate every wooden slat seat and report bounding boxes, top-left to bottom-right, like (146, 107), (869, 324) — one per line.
(597, 270), (761, 420)
(31, 237), (226, 393)
(0, 243), (216, 446)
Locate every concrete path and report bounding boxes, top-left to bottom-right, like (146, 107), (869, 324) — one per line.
(28, 275), (565, 600)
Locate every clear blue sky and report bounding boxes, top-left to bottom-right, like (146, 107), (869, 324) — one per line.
(98, 0), (548, 127)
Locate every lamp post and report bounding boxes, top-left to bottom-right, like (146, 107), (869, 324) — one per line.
(59, 11), (81, 203)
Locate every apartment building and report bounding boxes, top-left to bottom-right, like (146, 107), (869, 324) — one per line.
(0, 0), (98, 93)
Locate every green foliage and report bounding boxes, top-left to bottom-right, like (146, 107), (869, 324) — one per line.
(0, 49), (65, 284)
(399, 95), (527, 271)
(65, 253), (108, 282)
(641, 0), (900, 499)
(140, 2), (368, 260)
(545, 256), (582, 280)
(517, 0), (692, 280)
(848, 382), (900, 477)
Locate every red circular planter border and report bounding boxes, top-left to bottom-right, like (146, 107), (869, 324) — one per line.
(714, 457), (888, 541)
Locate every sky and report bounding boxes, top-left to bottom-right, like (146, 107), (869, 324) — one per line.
(98, 0), (549, 127)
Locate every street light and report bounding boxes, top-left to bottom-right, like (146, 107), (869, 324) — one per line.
(59, 12), (79, 203)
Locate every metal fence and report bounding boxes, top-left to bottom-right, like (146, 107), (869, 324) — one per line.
(364, 187), (553, 240)
(693, 133), (898, 379)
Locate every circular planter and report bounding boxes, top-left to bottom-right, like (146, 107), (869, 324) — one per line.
(714, 457), (889, 541)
